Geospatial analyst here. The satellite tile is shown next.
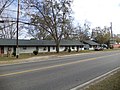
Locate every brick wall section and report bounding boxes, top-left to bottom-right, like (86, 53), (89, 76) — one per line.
(113, 44), (120, 48)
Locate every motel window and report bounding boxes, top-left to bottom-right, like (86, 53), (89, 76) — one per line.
(90, 46), (92, 48)
(72, 46), (75, 49)
(60, 46), (63, 49)
(36, 47), (39, 51)
(53, 47), (55, 50)
(80, 46), (83, 48)
(8, 47), (12, 51)
(23, 47), (27, 50)
(43, 47), (46, 51)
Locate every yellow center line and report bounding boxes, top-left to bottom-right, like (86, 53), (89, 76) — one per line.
(0, 58), (96, 77)
(0, 53), (120, 77)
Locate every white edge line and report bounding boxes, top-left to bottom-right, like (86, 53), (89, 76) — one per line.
(71, 66), (120, 90)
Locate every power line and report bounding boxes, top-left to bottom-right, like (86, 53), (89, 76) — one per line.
(4, 8), (26, 14)
(4, 9), (17, 12)
(0, 16), (30, 22)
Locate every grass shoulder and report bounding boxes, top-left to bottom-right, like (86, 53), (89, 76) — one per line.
(0, 48), (119, 61)
(85, 70), (120, 90)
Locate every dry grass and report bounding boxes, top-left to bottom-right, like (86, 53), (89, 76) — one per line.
(0, 49), (119, 61)
(85, 71), (120, 90)
(0, 50), (94, 61)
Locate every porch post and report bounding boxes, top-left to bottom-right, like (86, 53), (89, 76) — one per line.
(76, 46), (79, 52)
(48, 46), (50, 52)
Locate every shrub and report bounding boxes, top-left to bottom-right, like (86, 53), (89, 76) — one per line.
(68, 48), (71, 52)
(43, 47), (46, 51)
(110, 45), (114, 49)
(64, 47), (68, 51)
(33, 50), (38, 55)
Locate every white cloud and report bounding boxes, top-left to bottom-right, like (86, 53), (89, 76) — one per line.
(72, 0), (120, 34)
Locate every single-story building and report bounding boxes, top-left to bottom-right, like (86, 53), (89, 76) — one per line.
(0, 39), (85, 56)
(83, 40), (100, 50)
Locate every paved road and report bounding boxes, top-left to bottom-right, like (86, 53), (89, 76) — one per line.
(0, 51), (120, 90)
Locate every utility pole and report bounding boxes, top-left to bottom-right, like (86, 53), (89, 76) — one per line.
(110, 22), (113, 38)
(109, 22), (114, 48)
(16, 0), (20, 58)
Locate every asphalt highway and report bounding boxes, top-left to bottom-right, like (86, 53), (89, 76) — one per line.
(0, 51), (120, 90)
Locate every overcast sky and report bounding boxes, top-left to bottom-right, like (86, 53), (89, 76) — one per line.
(72, 0), (120, 34)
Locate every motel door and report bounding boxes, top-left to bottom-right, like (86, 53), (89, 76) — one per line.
(0, 47), (4, 55)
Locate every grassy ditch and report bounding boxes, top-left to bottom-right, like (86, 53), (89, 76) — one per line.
(0, 53), (34, 61)
(85, 71), (120, 90)
(0, 50), (95, 61)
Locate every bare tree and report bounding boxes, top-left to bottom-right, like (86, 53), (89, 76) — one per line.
(91, 26), (111, 45)
(0, 0), (18, 39)
(0, 0), (14, 15)
(22, 0), (73, 53)
(62, 17), (75, 39)
(0, 16), (17, 39)
(71, 21), (91, 41)
(26, 23), (49, 40)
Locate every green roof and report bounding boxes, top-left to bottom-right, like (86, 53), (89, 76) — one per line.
(0, 39), (84, 46)
(60, 40), (84, 46)
(0, 39), (44, 46)
(83, 40), (99, 45)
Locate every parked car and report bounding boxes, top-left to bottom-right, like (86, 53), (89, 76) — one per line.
(101, 44), (108, 49)
(94, 47), (104, 51)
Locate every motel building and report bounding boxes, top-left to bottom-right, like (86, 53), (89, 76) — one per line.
(0, 39), (99, 56)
